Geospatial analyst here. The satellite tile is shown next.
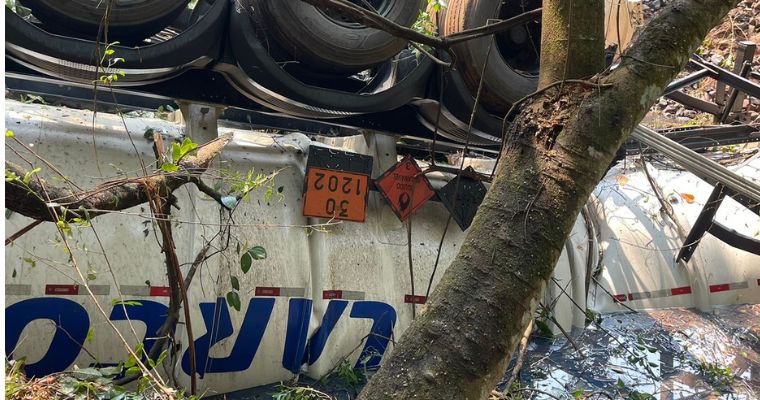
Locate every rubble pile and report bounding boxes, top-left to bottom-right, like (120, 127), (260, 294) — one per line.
(643, 0), (760, 125)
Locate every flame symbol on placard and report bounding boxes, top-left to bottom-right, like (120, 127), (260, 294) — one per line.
(398, 192), (411, 211)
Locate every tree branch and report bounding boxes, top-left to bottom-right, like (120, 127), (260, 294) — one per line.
(298, 0), (541, 49)
(5, 133), (233, 222)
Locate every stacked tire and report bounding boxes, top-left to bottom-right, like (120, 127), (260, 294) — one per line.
(6, 0), (628, 145)
(224, 0), (432, 118)
(6, 0), (227, 85)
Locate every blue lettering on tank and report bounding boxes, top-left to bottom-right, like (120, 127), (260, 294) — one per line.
(109, 300), (171, 359)
(183, 297), (274, 377)
(6, 298), (90, 377)
(282, 298), (312, 373)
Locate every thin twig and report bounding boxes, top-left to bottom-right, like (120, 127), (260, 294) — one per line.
(424, 20), (498, 300)
(545, 311), (585, 358)
(638, 154), (687, 240)
(504, 320), (534, 391)
(407, 217), (416, 319)
(5, 220), (43, 246)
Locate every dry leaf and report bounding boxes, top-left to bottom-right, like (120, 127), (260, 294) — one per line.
(616, 175), (629, 186)
(681, 193), (695, 203)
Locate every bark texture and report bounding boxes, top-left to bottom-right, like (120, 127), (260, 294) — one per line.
(5, 133), (232, 222)
(358, 0), (739, 398)
(538, 0), (605, 89)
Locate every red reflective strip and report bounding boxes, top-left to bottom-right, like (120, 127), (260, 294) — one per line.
(45, 284), (79, 295)
(613, 294), (627, 302)
(149, 286), (171, 297)
(670, 286), (692, 296)
(323, 290), (342, 299)
(404, 295), (427, 304)
(709, 284), (730, 293)
(256, 287), (281, 296)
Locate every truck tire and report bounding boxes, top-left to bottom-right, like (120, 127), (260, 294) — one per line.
(227, 5), (433, 117)
(249, 0), (425, 73)
(19, 0), (189, 42)
(5, 0), (226, 85)
(442, 0), (542, 113)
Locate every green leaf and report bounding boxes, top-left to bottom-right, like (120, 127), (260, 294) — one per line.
(535, 319), (554, 338)
(241, 252), (252, 273)
(172, 142), (182, 162)
(249, 246), (267, 260)
(6, 130), (14, 137)
(111, 299), (142, 307)
(23, 167), (41, 185)
(227, 291), (241, 311)
(240, 246), (267, 273)
(98, 366), (122, 377)
(72, 367), (102, 381)
(124, 354), (137, 369)
(180, 137), (198, 155)
(85, 327), (94, 344)
(231, 276), (240, 291)
(125, 366), (140, 376)
(160, 163), (179, 173)
(171, 137), (198, 163)
(155, 349), (168, 367)
(60, 379), (78, 394)
(264, 186), (274, 202)
(71, 217), (90, 227)
(22, 257), (36, 267)
(5, 170), (19, 182)
(56, 220), (72, 237)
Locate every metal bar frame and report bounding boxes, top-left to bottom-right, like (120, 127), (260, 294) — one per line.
(677, 184), (726, 262)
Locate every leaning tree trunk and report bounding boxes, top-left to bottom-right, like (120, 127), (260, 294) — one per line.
(358, 0), (740, 398)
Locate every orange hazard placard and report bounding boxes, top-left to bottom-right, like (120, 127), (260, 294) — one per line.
(303, 167), (369, 222)
(375, 156), (435, 221)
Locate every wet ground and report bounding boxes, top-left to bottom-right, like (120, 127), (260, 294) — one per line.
(213, 305), (760, 399)
(498, 304), (760, 399)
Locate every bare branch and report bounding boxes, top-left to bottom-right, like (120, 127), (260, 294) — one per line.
(5, 220), (43, 246)
(297, 0), (541, 49)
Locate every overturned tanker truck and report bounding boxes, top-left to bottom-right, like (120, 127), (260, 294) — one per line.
(5, 0), (760, 396)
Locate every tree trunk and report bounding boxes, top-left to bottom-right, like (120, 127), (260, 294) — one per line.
(538, 0), (605, 89)
(357, 0), (739, 398)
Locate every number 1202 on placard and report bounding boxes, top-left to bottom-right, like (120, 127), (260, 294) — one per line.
(302, 167), (370, 222)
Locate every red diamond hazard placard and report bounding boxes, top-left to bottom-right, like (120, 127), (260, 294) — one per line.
(375, 156), (435, 221)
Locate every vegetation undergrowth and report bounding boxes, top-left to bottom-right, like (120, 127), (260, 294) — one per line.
(6, 360), (198, 400)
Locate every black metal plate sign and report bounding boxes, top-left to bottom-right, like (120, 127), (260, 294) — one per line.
(306, 146), (373, 175)
(437, 172), (487, 230)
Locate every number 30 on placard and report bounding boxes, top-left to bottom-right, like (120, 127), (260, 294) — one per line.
(303, 167), (369, 222)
